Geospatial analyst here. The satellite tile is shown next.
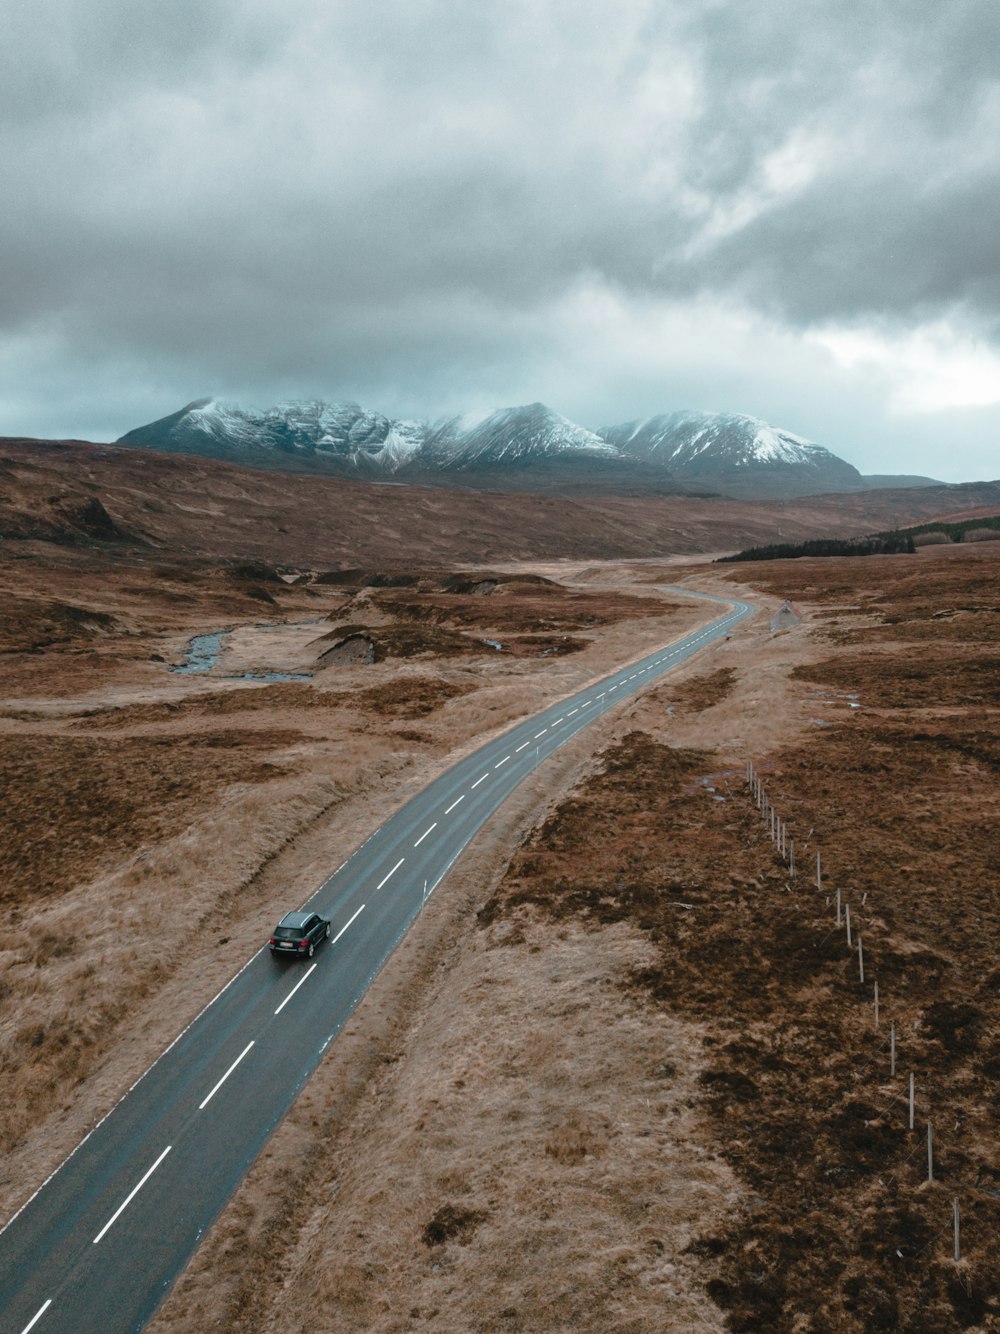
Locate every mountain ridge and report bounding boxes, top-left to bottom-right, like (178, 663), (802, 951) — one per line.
(117, 396), (939, 500)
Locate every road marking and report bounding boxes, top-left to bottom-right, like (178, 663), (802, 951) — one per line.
(580, 698), (591, 706)
(494, 755), (510, 768)
(608, 685), (617, 691)
(414, 822), (437, 846)
(514, 741), (530, 753)
(93, 1145), (172, 1244)
(274, 963), (318, 1015)
(332, 903), (365, 944)
(471, 773), (489, 788)
(567, 708), (578, 716)
(552, 717), (564, 725)
(4, 597), (750, 1282)
(534, 729), (547, 738)
(376, 857), (405, 889)
(199, 1042), (254, 1110)
(444, 795), (465, 813)
(19, 1300), (52, 1334)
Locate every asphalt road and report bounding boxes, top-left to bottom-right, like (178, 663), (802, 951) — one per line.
(0, 588), (754, 1334)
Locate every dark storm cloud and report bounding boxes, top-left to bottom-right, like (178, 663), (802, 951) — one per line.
(1, 0), (998, 476)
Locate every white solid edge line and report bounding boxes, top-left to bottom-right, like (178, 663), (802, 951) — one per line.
(376, 857), (405, 890)
(471, 773), (489, 788)
(414, 822), (437, 846)
(494, 755), (510, 768)
(332, 903), (365, 945)
(444, 795), (465, 813)
(3, 589), (746, 1243)
(93, 1145), (172, 1245)
(514, 741), (530, 753)
(199, 1041), (254, 1110)
(0, 932), (268, 1240)
(19, 1299), (52, 1334)
(274, 963), (318, 1016)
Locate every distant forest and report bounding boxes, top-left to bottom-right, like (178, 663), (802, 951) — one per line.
(716, 533), (915, 564)
(717, 513), (1000, 564)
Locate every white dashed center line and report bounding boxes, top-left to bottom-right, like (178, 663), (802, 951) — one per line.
(414, 823), (437, 846)
(19, 1300), (52, 1334)
(199, 1041), (254, 1110)
(274, 963), (318, 1015)
(534, 729), (548, 738)
(514, 741), (530, 753)
(471, 773), (489, 788)
(494, 755), (510, 768)
(444, 795), (465, 814)
(567, 708), (578, 716)
(376, 858), (405, 889)
(332, 903), (365, 944)
(93, 1145), (172, 1244)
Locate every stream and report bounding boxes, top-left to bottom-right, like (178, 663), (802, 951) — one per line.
(172, 629), (313, 681)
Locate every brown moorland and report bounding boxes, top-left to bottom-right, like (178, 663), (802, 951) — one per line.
(0, 526), (706, 1175)
(2, 437), (998, 1331)
(4, 433), (1000, 564)
(148, 543), (998, 1334)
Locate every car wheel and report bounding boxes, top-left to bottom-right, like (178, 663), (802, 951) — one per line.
(308, 942), (315, 958)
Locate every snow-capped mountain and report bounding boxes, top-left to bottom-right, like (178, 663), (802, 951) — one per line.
(117, 397), (904, 498)
(118, 398), (426, 472)
(425, 403), (618, 470)
(600, 411), (864, 494)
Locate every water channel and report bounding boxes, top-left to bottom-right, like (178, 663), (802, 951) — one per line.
(171, 629), (313, 682)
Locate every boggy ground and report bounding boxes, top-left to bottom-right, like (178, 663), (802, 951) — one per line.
(0, 542), (705, 1199)
(148, 542), (998, 1333)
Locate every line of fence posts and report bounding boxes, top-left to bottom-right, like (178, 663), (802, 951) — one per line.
(744, 759), (964, 1269)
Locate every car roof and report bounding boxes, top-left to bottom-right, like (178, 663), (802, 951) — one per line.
(277, 911), (314, 928)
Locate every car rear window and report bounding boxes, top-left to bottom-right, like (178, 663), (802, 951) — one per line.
(274, 926), (301, 939)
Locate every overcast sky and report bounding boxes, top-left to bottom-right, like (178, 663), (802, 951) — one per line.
(3, 0), (999, 479)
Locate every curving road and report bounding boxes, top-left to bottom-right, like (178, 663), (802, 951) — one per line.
(0, 588), (754, 1334)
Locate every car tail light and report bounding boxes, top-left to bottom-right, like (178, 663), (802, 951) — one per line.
(299, 938), (309, 948)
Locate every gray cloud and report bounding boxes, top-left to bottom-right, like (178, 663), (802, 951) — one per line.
(1, 0), (998, 479)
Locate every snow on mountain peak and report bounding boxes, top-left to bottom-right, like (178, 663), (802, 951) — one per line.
(119, 396), (863, 496)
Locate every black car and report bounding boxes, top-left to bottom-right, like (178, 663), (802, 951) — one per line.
(269, 910), (331, 958)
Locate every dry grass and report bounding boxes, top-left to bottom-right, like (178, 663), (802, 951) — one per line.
(177, 924), (735, 1334)
(150, 543), (999, 1334)
(0, 548), (701, 1196)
